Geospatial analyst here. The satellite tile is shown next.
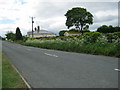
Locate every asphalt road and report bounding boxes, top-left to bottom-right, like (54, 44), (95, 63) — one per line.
(2, 41), (118, 88)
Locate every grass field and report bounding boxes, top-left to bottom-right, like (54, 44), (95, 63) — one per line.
(2, 53), (28, 89)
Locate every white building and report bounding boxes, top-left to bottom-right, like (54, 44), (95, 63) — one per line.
(27, 26), (56, 38)
(64, 32), (81, 36)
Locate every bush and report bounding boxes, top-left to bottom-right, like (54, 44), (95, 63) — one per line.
(82, 32), (102, 43)
(22, 36), (29, 42)
(22, 32), (120, 58)
(105, 32), (120, 43)
(59, 30), (68, 36)
(97, 25), (120, 33)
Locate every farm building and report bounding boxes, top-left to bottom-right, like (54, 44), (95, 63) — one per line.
(64, 32), (81, 36)
(27, 26), (56, 38)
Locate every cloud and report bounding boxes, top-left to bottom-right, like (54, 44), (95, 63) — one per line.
(94, 9), (118, 22)
(94, 10), (118, 18)
(0, 0), (119, 37)
(34, 16), (67, 33)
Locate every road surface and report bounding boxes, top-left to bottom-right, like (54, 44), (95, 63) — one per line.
(2, 41), (118, 88)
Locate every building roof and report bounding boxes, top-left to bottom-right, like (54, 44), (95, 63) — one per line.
(65, 32), (81, 34)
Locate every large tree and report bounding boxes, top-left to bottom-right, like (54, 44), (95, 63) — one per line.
(65, 7), (93, 33)
(16, 27), (23, 40)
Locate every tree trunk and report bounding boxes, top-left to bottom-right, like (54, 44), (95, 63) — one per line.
(78, 27), (80, 32)
(81, 25), (83, 34)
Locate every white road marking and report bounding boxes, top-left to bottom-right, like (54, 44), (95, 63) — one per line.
(27, 49), (31, 51)
(17, 47), (21, 48)
(114, 68), (120, 72)
(44, 53), (58, 57)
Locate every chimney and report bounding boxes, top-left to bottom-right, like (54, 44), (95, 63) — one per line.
(37, 26), (40, 33)
(35, 27), (37, 31)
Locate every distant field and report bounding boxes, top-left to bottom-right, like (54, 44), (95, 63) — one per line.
(2, 52), (28, 89)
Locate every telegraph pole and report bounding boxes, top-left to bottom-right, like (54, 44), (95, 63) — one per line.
(118, 1), (120, 27)
(30, 17), (35, 37)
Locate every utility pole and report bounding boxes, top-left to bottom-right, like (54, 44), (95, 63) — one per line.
(118, 1), (120, 27)
(30, 17), (35, 37)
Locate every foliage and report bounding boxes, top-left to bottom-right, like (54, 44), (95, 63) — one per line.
(5, 32), (16, 41)
(59, 30), (68, 36)
(5, 27), (24, 41)
(97, 25), (120, 33)
(82, 32), (102, 43)
(2, 53), (28, 88)
(59, 28), (89, 37)
(0, 36), (5, 40)
(69, 28), (78, 32)
(22, 36), (29, 42)
(65, 7), (93, 33)
(2, 38), (6, 40)
(23, 32), (120, 57)
(105, 32), (120, 43)
(16, 27), (23, 40)
(83, 25), (90, 32)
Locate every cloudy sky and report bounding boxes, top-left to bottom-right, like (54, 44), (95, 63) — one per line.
(0, 0), (119, 37)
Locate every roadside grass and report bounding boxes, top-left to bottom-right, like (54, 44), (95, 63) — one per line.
(2, 52), (28, 89)
(23, 40), (119, 57)
(0, 52), (2, 89)
(22, 32), (120, 58)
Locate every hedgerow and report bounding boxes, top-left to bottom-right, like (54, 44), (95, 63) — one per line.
(23, 32), (120, 57)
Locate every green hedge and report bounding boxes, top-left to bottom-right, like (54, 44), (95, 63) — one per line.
(23, 32), (120, 58)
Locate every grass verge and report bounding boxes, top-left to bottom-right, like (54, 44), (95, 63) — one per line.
(2, 52), (28, 89)
(0, 52), (2, 89)
(23, 39), (120, 58)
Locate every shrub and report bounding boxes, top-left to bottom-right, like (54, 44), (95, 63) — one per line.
(82, 32), (102, 43)
(105, 32), (120, 43)
(23, 32), (120, 58)
(59, 30), (68, 36)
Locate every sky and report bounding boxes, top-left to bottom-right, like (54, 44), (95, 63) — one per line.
(0, 0), (119, 37)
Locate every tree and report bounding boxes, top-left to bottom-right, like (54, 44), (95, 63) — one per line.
(97, 25), (109, 33)
(59, 30), (68, 36)
(109, 25), (114, 33)
(16, 27), (23, 40)
(97, 25), (120, 33)
(114, 26), (120, 32)
(69, 28), (78, 32)
(0, 36), (5, 40)
(5, 31), (15, 41)
(65, 7), (93, 33)
(83, 25), (90, 31)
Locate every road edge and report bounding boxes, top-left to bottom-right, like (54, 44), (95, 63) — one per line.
(11, 63), (32, 90)
(2, 50), (32, 89)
